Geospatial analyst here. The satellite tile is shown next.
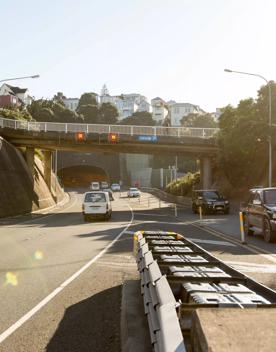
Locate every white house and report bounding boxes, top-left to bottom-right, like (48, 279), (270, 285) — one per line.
(151, 97), (168, 124)
(63, 98), (79, 111)
(169, 102), (204, 126)
(0, 83), (33, 106)
(99, 84), (150, 120)
(137, 99), (151, 113)
(213, 108), (222, 121)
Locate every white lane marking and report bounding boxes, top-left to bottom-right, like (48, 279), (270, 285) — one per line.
(226, 261), (276, 273)
(133, 213), (168, 217)
(124, 230), (135, 235)
(186, 237), (236, 247)
(0, 204), (134, 344)
(3, 193), (78, 228)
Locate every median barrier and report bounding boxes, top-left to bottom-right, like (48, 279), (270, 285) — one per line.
(135, 230), (276, 351)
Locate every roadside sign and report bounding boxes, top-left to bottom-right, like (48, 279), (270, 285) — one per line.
(138, 135), (158, 142)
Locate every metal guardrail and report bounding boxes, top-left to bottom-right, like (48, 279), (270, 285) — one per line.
(135, 230), (276, 351)
(0, 116), (218, 139)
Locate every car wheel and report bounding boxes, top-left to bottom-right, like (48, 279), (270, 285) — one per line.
(224, 209), (230, 215)
(263, 218), (276, 243)
(192, 204), (197, 214)
(84, 215), (89, 222)
(243, 214), (254, 236)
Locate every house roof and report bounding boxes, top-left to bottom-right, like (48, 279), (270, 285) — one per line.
(6, 84), (28, 94)
(152, 97), (163, 101)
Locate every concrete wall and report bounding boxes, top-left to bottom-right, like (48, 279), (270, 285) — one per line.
(0, 138), (64, 218)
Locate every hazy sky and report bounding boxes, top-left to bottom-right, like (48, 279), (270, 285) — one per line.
(1, 0), (276, 112)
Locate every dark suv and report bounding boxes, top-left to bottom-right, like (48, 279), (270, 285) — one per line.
(241, 187), (276, 243)
(192, 190), (229, 215)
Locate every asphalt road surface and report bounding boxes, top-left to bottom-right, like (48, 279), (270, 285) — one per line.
(1, 189), (276, 351)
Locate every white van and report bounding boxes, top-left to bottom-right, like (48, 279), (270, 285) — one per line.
(90, 182), (100, 191)
(82, 191), (112, 221)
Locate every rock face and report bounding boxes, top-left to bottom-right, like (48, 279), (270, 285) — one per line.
(0, 138), (64, 218)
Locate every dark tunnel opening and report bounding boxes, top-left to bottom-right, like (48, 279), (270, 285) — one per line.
(58, 165), (108, 187)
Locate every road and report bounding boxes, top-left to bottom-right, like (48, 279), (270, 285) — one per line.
(1, 189), (276, 351)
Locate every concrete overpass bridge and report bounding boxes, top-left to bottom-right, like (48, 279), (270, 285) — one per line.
(0, 116), (219, 188)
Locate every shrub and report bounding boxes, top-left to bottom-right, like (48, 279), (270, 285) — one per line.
(165, 172), (200, 196)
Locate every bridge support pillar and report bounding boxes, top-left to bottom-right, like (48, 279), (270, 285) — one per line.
(43, 151), (52, 190)
(201, 157), (212, 189)
(25, 147), (35, 185)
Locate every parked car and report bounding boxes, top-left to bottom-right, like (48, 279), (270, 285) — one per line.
(100, 181), (109, 189)
(111, 183), (121, 192)
(82, 191), (112, 221)
(240, 187), (276, 243)
(192, 189), (229, 214)
(90, 182), (100, 191)
(127, 187), (141, 198)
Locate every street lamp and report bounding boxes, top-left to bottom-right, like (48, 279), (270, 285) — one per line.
(0, 74), (40, 83)
(224, 68), (272, 187)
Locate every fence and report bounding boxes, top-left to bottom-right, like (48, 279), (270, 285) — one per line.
(0, 116), (218, 139)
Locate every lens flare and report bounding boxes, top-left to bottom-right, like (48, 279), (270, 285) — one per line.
(5, 272), (18, 286)
(34, 250), (44, 260)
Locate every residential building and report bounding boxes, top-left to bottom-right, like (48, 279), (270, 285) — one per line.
(151, 97), (168, 124)
(63, 98), (79, 111)
(99, 84), (150, 120)
(0, 83), (33, 107)
(169, 102), (204, 126)
(137, 99), (151, 113)
(213, 108), (222, 121)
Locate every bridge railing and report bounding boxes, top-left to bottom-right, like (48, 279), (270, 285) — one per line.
(0, 116), (219, 139)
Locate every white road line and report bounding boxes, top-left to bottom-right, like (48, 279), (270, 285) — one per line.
(124, 230), (135, 235)
(186, 237), (236, 247)
(133, 213), (168, 217)
(0, 204), (134, 344)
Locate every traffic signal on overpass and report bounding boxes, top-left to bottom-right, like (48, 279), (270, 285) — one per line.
(108, 133), (119, 143)
(75, 132), (86, 142)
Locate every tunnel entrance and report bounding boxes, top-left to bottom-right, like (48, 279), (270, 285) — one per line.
(58, 165), (108, 187)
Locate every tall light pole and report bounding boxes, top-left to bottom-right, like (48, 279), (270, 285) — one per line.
(0, 74), (39, 83)
(224, 68), (272, 187)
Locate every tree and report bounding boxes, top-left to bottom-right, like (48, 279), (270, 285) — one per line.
(78, 104), (99, 124)
(217, 98), (267, 187)
(181, 113), (218, 128)
(118, 111), (155, 126)
(27, 99), (82, 123)
(256, 81), (276, 125)
(98, 103), (119, 124)
(38, 107), (56, 122)
(77, 93), (98, 110)
(53, 92), (66, 104)
(0, 106), (32, 121)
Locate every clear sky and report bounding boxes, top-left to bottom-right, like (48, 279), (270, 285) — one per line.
(1, 0), (276, 112)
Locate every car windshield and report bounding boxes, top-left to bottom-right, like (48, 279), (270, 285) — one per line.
(130, 188), (138, 191)
(264, 190), (276, 204)
(202, 191), (221, 200)
(85, 193), (106, 203)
